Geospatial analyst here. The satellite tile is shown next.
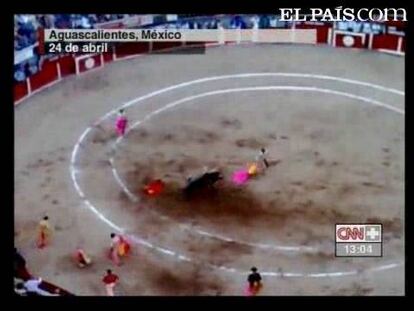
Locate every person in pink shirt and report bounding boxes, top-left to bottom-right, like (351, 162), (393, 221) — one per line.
(115, 109), (128, 136)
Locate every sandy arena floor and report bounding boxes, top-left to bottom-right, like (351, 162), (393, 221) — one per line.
(14, 44), (405, 295)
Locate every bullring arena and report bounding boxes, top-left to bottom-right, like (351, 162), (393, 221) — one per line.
(14, 15), (405, 296)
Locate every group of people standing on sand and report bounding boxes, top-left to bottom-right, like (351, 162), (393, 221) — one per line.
(16, 108), (270, 296)
(15, 215), (131, 296)
(28, 215), (264, 296)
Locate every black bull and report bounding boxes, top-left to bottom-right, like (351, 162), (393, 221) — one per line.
(183, 171), (223, 197)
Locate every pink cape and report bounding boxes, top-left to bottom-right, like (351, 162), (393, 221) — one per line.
(115, 116), (128, 136)
(232, 169), (249, 185)
(244, 284), (254, 296)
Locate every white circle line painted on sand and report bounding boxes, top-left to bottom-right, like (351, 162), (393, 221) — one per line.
(70, 73), (404, 277)
(90, 72), (404, 127)
(109, 157), (138, 203)
(108, 85), (404, 252)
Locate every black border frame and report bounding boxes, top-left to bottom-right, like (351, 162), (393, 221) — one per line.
(5, 0), (410, 305)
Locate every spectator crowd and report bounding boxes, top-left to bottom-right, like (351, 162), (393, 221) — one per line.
(15, 14), (133, 51)
(14, 14), (133, 82)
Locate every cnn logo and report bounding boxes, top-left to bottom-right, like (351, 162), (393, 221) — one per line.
(337, 226), (365, 241)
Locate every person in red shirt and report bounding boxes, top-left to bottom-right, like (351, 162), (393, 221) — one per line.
(102, 269), (119, 296)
